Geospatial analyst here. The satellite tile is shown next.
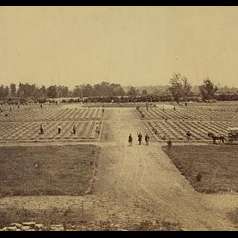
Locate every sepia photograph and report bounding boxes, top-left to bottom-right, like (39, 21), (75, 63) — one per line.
(0, 6), (238, 231)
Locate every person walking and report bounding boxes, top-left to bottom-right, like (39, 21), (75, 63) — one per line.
(39, 124), (44, 134)
(138, 132), (142, 145)
(58, 125), (62, 134)
(96, 125), (100, 136)
(145, 133), (150, 145)
(72, 124), (76, 135)
(186, 130), (192, 142)
(128, 134), (133, 146)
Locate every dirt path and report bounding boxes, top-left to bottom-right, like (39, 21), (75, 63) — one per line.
(92, 108), (236, 230)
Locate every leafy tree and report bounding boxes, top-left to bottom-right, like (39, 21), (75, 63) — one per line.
(181, 76), (192, 101)
(168, 73), (192, 103)
(39, 86), (47, 98)
(199, 78), (218, 101)
(73, 86), (82, 97)
(10, 83), (16, 97)
(47, 85), (58, 98)
(110, 83), (125, 96)
(57, 86), (69, 98)
(141, 89), (148, 96)
(127, 86), (137, 96)
(80, 84), (94, 97)
(0, 85), (9, 99)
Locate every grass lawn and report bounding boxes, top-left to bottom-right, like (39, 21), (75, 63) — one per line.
(0, 144), (99, 196)
(162, 145), (238, 193)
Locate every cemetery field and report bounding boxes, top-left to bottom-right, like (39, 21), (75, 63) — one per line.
(0, 106), (237, 230)
(137, 102), (238, 142)
(0, 104), (103, 142)
(0, 144), (99, 197)
(162, 144), (238, 193)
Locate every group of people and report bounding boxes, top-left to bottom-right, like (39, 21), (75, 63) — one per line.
(128, 132), (150, 146)
(39, 124), (77, 135)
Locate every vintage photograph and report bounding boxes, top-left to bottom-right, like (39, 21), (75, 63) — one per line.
(0, 6), (238, 231)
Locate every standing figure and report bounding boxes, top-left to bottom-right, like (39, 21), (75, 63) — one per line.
(145, 133), (150, 145)
(39, 124), (44, 134)
(146, 102), (149, 111)
(128, 134), (133, 146)
(138, 132), (142, 145)
(72, 124), (76, 135)
(96, 125), (100, 136)
(186, 130), (192, 142)
(58, 125), (62, 134)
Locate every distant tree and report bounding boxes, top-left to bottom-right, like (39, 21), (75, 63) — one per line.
(47, 85), (58, 98)
(141, 89), (148, 96)
(181, 76), (192, 101)
(82, 84), (94, 97)
(110, 83), (125, 96)
(127, 86), (137, 96)
(39, 86), (47, 98)
(17, 83), (37, 98)
(73, 86), (82, 97)
(57, 86), (69, 98)
(168, 73), (192, 103)
(199, 78), (218, 101)
(10, 83), (16, 97)
(4, 86), (9, 98)
(0, 85), (9, 99)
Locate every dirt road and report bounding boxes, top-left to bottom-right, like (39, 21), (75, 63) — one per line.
(93, 108), (237, 230)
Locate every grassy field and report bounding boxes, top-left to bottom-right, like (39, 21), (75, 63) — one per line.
(0, 144), (99, 196)
(162, 145), (238, 193)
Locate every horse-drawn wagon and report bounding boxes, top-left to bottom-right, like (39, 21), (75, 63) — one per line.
(227, 127), (238, 143)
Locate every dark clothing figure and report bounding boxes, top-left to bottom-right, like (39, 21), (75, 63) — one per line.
(146, 103), (149, 111)
(39, 124), (44, 134)
(40, 104), (43, 109)
(96, 125), (100, 135)
(220, 136), (225, 143)
(173, 106), (176, 111)
(186, 131), (192, 141)
(138, 133), (142, 145)
(128, 134), (133, 146)
(145, 134), (150, 145)
(167, 140), (172, 149)
(58, 126), (61, 134)
(72, 125), (76, 135)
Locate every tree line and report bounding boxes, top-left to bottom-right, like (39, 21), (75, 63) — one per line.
(0, 82), (128, 100)
(0, 75), (236, 103)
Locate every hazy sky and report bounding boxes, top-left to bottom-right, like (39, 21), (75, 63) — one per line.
(1, 6), (238, 88)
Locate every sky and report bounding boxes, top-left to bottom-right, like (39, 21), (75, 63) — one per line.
(1, 6), (238, 88)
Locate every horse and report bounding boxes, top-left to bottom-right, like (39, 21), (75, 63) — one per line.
(208, 132), (225, 144)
